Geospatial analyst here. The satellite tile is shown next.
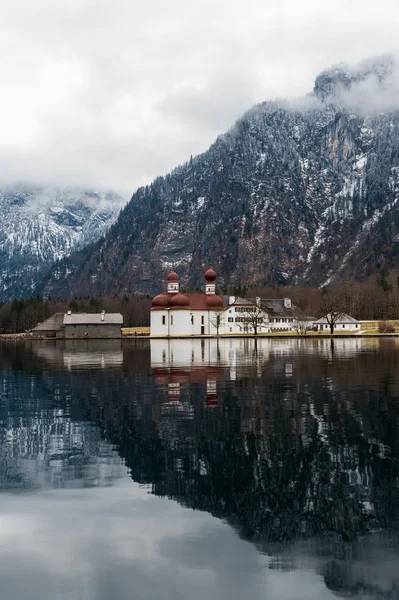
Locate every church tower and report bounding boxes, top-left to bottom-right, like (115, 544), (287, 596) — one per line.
(204, 268), (217, 295)
(167, 271), (180, 294)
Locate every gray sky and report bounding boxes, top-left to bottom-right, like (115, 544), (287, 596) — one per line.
(1, 0), (398, 199)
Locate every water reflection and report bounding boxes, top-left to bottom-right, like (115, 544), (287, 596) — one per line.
(0, 338), (399, 598)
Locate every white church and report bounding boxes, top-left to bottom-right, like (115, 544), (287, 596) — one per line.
(151, 269), (227, 336)
(150, 269), (311, 337)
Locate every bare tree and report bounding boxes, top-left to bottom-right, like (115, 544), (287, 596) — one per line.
(210, 311), (224, 336)
(241, 306), (268, 335)
(319, 288), (346, 334)
(293, 318), (310, 335)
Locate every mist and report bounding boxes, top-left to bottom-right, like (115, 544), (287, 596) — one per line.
(0, 0), (399, 198)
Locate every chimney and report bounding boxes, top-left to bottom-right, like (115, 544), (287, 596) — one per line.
(229, 296), (235, 306)
(256, 297), (261, 307)
(101, 310), (105, 322)
(284, 298), (291, 309)
(67, 310), (72, 315)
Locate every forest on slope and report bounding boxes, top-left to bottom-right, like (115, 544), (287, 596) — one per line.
(37, 55), (399, 299)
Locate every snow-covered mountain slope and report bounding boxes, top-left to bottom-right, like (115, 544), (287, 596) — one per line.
(0, 184), (122, 300)
(41, 55), (399, 296)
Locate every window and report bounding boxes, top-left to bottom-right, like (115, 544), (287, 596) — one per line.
(342, 324), (345, 328)
(229, 327), (232, 332)
(191, 315), (194, 325)
(229, 310), (232, 314)
(201, 316), (204, 325)
(235, 308), (239, 313)
(162, 315), (166, 325)
(228, 317), (233, 323)
(171, 315), (174, 325)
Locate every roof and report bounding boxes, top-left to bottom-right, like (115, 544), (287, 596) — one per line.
(32, 313), (65, 332)
(227, 296), (253, 306)
(260, 299), (310, 320)
(314, 313), (359, 324)
(187, 294), (223, 310)
(223, 296), (311, 319)
(152, 293), (224, 311)
(63, 313), (123, 325)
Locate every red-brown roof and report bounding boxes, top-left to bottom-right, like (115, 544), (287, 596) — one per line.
(205, 268), (217, 282)
(167, 271), (180, 282)
(185, 293), (223, 311)
(151, 292), (224, 311)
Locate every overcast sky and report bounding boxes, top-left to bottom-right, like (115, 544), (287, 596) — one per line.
(1, 0), (398, 199)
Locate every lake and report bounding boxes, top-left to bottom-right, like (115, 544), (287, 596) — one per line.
(1, 337), (399, 599)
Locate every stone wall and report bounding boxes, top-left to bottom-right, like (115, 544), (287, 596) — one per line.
(62, 324), (122, 339)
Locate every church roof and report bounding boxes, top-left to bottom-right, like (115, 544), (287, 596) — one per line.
(185, 293), (224, 311)
(151, 293), (224, 311)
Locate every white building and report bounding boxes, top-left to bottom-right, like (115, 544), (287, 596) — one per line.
(151, 269), (224, 337)
(224, 296), (312, 333)
(313, 314), (361, 332)
(223, 296), (269, 334)
(151, 270), (313, 337)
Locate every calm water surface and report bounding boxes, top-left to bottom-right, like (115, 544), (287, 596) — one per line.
(1, 337), (399, 599)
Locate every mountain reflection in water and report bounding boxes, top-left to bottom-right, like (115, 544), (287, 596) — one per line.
(0, 337), (399, 599)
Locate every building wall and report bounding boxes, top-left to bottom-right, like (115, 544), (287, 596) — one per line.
(151, 309), (223, 336)
(223, 306), (270, 334)
(31, 330), (57, 339)
(316, 322), (360, 331)
(269, 318), (296, 332)
(63, 324), (122, 339)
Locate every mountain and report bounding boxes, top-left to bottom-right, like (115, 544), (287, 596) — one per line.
(41, 55), (399, 297)
(0, 184), (122, 300)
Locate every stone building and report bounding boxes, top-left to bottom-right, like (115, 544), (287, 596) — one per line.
(31, 311), (123, 339)
(29, 313), (65, 338)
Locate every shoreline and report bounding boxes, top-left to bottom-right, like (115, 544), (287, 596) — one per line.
(2, 333), (399, 341)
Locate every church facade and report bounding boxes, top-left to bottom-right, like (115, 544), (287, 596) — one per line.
(150, 269), (225, 337)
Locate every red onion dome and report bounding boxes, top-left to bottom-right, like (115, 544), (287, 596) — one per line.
(170, 293), (189, 308)
(152, 293), (169, 308)
(204, 268), (217, 282)
(167, 271), (180, 282)
(206, 295), (223, 308)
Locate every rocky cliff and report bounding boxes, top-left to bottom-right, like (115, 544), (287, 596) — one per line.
(0, 184), (122, 300)
(41, 55), (399, 297)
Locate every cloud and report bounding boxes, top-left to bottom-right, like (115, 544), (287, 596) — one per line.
(0, 0), (398, 197)
(0, 481), (338, 600)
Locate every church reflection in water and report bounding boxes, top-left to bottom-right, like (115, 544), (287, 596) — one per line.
(2, 337), (399, 597)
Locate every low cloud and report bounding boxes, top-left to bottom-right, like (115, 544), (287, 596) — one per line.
(0, 1), (398, 198)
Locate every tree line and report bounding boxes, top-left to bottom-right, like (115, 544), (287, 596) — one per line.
(0, 295), (152, 334)
(2, 269), (399, 334)
(247, 270), (399, 322)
